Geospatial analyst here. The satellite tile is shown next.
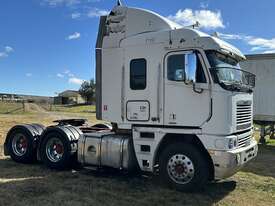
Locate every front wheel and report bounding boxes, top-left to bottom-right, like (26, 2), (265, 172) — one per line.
(159, 143), (209, 192)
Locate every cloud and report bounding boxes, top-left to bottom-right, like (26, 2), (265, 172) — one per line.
(42, 1), (108, 20)
(263, 50), (275, 54)
(57, 73), (64, 78)
(0, 52), (8, 58)
(200, 2), (209, 9)
(56, 70), (75, 78)
(5, 46), (14, 53)
(69, 77), (84, 85)
(247, 37), (275, 52)
(26, 73), (33, 77)
(63, 69), (74, 77)
(71, 12), (81, 19)
(219, 32), (275, 53)
(168, 8), (224, 29)
(71, 8), (108, 20)
(0, 46), (14, 59)
(42, 0), (81, 7)
(66, 32), (81, 40)
(64, 69), (71, 74)
(42, 0), (102, 8)
(87, 8), (109, 18)
(57, 70), (84, 84)
(217, 33), (244, 40)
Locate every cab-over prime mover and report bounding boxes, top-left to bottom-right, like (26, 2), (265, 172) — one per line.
(4, 3), (258, 191)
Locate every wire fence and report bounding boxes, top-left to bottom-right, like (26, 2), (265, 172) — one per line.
(0, 101), (25, 114)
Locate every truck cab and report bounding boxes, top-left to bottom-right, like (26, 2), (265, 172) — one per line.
(96, 5), (258, 186)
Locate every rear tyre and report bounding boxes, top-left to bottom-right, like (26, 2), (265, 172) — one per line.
(7, 128), (35, 163)
(159, 143), (209, 192)
(40, 132), (72, 170)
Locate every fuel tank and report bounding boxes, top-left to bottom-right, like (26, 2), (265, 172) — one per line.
(78, 131), (138, 171)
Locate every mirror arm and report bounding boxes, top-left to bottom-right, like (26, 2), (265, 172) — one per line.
(193, 83), (204, 94)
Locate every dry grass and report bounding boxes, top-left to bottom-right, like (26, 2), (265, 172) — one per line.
(0, 111), (275, 205)
(0, 111), (98, 146)
(0, 102), (24, 114)
(50, 105), (96, 113)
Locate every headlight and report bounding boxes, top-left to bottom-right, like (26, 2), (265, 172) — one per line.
(215, 137), (238, 150)
(228, 137), (238, 150)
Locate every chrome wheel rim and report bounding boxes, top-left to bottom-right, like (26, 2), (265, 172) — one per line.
(12, 133), (28, 156)
(167, 154), (195, 185)
(46, 138), (64, 163)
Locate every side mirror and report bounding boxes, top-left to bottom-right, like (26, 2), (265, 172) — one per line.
(185, 53), (197, 84)
(174, 69), (185, 81)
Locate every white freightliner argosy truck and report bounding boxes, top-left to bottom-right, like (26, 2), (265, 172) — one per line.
(3, 3), (258, 191)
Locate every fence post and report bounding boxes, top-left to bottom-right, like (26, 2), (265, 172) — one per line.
(22, 101), (25, 112)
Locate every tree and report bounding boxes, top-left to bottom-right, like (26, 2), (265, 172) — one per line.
(79, 79), (95, 104)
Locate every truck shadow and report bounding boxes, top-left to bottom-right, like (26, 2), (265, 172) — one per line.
(83, 168), (237, 205)
(0, 156), (236, 206)
(241, 144), (275, 178)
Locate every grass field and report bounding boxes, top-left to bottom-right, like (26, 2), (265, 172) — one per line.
(0, 105), (98, 146)
(50, 104), (96, 113)
(0, 106), (275, 205)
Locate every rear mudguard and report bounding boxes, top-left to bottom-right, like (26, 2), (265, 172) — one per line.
(4, 124), (45, 156)
(37, 125), (83, 160)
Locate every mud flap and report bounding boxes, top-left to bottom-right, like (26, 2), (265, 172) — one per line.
(3, 142), (9, 156)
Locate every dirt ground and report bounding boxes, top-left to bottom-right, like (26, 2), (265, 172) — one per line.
(0, 111), (275, 206)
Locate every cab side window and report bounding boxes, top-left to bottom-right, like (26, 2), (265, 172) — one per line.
(167, 52), (206, 83)
(167, 54), (185, 81)
(130, 58), (147, 90)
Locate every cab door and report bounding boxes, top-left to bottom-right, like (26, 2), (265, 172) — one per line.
(124, 44), (163, 124)
(164, 50), (211, 127)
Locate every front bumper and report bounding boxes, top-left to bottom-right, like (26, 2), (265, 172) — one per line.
(209, 139), (258, 180)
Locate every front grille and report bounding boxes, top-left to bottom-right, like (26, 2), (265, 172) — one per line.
(238, 133), (252, 148)
(236, 101), (252, 131)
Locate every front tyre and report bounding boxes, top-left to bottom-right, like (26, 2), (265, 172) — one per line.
(40, 132), (72, 170)
(159, 143), (209, 192)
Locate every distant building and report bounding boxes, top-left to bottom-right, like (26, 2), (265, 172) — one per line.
(54, 90), (85, 105)
(0, 93), (52, 103)
(0, 94), (18, 101)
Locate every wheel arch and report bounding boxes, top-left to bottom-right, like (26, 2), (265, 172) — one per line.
(5, 124), (45, 155)
(153, 133), (214, 181)
(4, 124), (45, 163)
(37, 125), (82, 160)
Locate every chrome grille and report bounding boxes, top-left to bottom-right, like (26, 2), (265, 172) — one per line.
(238, 133), (252, 148)
(236, 101), (252, 131)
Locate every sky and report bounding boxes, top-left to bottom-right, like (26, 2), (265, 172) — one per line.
(0, 0), (275, 96)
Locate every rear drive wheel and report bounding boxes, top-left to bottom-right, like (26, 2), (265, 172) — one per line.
(7, 129), (35, 163)
(159, 143), (209, 192)
(40, 132), (72, 170)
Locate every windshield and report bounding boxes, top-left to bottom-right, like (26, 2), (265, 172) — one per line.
(206, 50), (255, 92)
